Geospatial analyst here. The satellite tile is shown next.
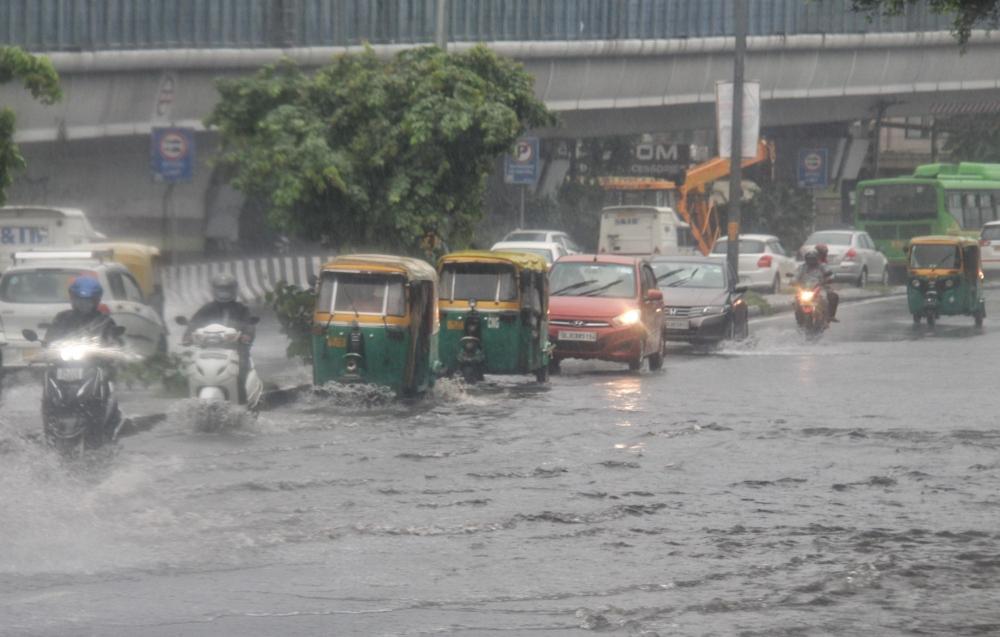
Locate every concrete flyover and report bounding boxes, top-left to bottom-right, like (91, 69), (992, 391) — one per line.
(4, 30), (1000, 144)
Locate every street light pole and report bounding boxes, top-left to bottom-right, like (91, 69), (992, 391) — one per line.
(435, 0), (448, 50)
(726, 0), (748, 280)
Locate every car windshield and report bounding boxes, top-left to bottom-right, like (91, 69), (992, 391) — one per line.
(440, 263), (517, 302)
(712, 239), (766, 254)
(805, 232), (853, 246)
(910, 244), (960, 269)
(505, 232), (548, 242)
(652, 262), (726, 289)
(982, 225), (1000, 241)
(549, 262), (636, 298)
(496, 248), (552, 263)
(317, 272), (406, 316)
(0, 269), (88, 304)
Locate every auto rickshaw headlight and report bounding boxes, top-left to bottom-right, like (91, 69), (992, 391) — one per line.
(911, 279), (921, 287)
(345, 357), (359, 373)
(944, 278), (954, 288)
(463, 339), (478, 352)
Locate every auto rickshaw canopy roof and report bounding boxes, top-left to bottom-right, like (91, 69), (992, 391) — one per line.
(321, 254), (437, 281)
(438, 250), (549, 273)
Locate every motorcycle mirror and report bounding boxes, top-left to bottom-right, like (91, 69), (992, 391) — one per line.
(249, 316), (261, 325)
(22, 329), (38, 342)
(174, 316), (189, 326)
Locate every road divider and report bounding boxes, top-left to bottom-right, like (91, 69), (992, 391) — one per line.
(162, 255), (334, 308)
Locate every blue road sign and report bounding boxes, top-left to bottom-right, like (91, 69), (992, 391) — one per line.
(797, 148), (828, 188)
(151, 127), (195, 183)
(504, 137), (540, 185)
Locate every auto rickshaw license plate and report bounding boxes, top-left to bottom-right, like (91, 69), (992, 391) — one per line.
(446, 320), (464, 330)
(327, 336), (346, 348)
(558, 330), (596, 342)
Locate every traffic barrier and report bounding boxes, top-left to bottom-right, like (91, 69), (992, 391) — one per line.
(162, 255), (334, 309)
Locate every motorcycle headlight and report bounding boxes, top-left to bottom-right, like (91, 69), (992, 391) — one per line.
(798, 290), (816, 302)
(59, 345), (87, 361)
(701, 305), (725, 315)
(612, 309), (641, 327)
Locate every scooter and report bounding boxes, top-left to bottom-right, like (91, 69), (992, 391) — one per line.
(175, 317), (263, 409)
(22, 327), (134, 456)
(793, 284), (830, 339)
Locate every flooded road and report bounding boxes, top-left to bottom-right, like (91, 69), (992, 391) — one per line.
(3, 290), (1000, 636)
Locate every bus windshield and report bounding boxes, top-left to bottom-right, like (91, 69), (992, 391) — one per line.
(858, 183), (938, 220)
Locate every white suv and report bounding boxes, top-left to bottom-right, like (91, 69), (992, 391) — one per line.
(501, 229), (581, 254)
(0, 252), (167, 368)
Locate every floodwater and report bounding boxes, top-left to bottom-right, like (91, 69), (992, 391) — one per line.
(2, 291), (1000, 636)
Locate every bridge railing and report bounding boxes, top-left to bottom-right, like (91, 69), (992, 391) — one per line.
(1, 0), (954, 52)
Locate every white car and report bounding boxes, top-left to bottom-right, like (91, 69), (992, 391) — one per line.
(981, 221), (1000, 275)
(799, 229), (889, 287)
(0, 252), (167, 368)
(711, 234), (797, 293)
(491, 241), (567, 266)
(500, 229), (581, 254)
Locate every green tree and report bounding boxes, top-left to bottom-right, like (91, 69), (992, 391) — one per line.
(851, 0), (1000, 44)
(941, 113), (1000, 161)
(0, 47), (61, 206)
(723, 180), (816, 251)
(208, 45), (553, 253)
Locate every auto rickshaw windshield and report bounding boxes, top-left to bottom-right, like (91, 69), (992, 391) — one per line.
(440, 263), (517, 302)
(910, 244), (960, 269)
(318, 272), (406, 316)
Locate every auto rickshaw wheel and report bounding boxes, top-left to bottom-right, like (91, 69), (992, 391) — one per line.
(534, 364), (549, 383)
(548, 359), (561, 375)
(975, 309), (984, 327)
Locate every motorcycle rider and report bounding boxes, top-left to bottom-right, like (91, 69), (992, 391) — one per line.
(814, 243), (840, 321)
(794, 250), (835, 322)
(183, 273), (255, 402)
(43, 276), (124, 440)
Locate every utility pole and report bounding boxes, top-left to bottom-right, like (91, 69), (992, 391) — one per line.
(726, 0), (748, 280)
(435, 0), (448, 50)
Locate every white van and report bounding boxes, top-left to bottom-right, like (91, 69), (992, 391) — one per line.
(0, 206), (105, 270)
(598, 206), (696, 256)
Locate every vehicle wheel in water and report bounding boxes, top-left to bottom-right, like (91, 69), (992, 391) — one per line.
(857, 267), (868, 288)
(926, 314), (936, 328)
(880, 267), (889, 286)
(461, 365), (480, 384)
(770, 274), (781, 294)
(628, 343), (644, 371)
(534, 363), (549, 383)
(975, 310), (984, 327)
(913, 313), (922, 325)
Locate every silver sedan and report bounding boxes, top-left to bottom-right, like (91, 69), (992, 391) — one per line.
(799, 230), (889, 287)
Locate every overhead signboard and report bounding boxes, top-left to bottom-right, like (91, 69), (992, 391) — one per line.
(797, 148), (829, 188)
(504, 137), (540, 185)
(716, 80), (761, 159)
(151, 127), (195, 183)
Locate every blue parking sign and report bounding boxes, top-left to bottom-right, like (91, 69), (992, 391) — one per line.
(504, 137), (540, 185)
(797, 148), (828, 188)
(151, 127), (195, 183)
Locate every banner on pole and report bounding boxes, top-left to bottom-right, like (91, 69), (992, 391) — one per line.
(716, 81), (761, 159)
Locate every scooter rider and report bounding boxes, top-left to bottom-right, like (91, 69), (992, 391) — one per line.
(794, 250), (836, 321)
(183, 273), (255, 402)
(814, 243), (840, 321)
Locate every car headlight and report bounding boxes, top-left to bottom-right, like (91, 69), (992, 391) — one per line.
(612, 309), (641, 327)
(701, 305), (725, 315)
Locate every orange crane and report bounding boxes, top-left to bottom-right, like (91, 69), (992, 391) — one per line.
(600, 140), (773, 255)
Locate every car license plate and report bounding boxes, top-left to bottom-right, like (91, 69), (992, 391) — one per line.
(558, 330), (596, 342)
(665, 319), (689, 330)
(56, 368), (84, 381)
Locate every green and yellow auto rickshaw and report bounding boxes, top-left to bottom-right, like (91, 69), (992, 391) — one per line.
(312, 254), (439, 395)
(437, 250), (551, 383)
(906, 236), (986, 327)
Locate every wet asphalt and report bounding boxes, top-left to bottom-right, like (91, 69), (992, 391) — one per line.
(2, 288), (999, 636)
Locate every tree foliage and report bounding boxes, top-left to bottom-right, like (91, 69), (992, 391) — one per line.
(851, 0), (1000, 44)
(722, 180), (816, 251)
(941, 114), (1000, 161)
(0, 47), (62, 206)
(208, 45), (553, 253)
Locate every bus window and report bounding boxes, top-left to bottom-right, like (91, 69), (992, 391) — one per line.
(948, 193), (963, 223)
(964, 193), (979, 228)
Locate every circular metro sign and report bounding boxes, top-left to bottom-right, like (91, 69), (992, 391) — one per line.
(159, 132), (188, 161)
(803, 152), (823, 171)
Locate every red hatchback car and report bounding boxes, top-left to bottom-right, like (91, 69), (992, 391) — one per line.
(548, 255), (665, 371)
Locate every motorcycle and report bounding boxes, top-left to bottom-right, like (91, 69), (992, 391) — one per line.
(793, 284), (831, 338)
(22, 327), (134, 456)
(175, 317), (263, 409)
(457, 298), (486, 383)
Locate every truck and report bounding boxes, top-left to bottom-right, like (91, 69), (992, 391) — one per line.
(597, 206), (697, 256)
(0, 206), (106, 269)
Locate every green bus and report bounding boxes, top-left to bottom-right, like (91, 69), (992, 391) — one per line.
(856, 162), (1000, 278)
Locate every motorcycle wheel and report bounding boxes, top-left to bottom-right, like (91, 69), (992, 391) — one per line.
(461, 365), (482, 384)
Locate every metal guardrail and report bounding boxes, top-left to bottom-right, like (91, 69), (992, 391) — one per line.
(1, 0), (954, 52)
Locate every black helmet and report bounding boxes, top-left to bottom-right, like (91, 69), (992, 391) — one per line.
(803, 250), (819, 266)
(210, 273), (238, 303)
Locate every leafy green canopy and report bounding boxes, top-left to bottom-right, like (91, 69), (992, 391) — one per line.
(208, 45), (553, 252)
(851, 0), (1000, 44)
(0, 47), (62, 206)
